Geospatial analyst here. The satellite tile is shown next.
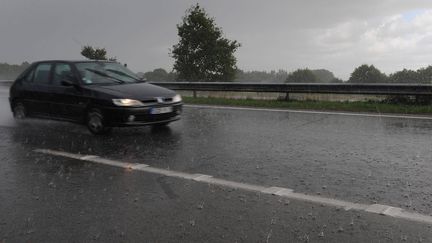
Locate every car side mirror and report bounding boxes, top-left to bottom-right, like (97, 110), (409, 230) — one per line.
(61, 79), (81, 89)
(61, 80), (74, 86)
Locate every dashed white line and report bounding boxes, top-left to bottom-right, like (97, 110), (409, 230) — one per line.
(382, 206), (403, 217)
(34, 148), (432, 225)
(262, 187), (292, 195)
(184, 104), (432, 120)
(366, 204), (392, 215)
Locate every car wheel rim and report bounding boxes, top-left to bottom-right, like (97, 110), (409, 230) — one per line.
(88, 115), (103, 132)
(14, 105), (25, 119)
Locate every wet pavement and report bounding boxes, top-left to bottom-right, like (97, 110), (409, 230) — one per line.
(1, 85), (432, 242)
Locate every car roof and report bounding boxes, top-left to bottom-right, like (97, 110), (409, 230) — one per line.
(32, 60), (117, 64)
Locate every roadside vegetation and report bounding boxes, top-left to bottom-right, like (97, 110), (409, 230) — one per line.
(183, 96), (432, 115)
(0, 62), (30, 80)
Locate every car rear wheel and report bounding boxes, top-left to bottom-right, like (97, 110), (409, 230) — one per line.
(13, 102), (26, 119)
(87, 109), (112, 135)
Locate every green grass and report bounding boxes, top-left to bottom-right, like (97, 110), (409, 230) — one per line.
(183, 96), (432, 115)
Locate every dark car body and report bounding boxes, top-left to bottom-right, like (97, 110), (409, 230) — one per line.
(9, 60), (182, 133)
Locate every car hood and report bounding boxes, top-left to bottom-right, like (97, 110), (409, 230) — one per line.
(86, 82), (176, 100)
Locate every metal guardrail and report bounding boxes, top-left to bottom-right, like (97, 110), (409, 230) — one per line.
(0, 80), (13, 85)
(2, 79), (432, 96)
(150, 82), (432, 96)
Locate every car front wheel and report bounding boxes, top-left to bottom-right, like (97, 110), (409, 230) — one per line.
(152, 122), (170, 128)
(13, 102), (26, 119)
(87, 109), (111, 135)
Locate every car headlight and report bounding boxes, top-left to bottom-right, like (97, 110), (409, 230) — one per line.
(112, 99), (144, 107)
(172, 94), (182, 103)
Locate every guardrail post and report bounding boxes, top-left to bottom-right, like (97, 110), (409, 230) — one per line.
(193, 90), (197, 98)
(285, 92), (290, 101)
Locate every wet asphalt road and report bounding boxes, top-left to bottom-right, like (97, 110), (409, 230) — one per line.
(1, 84), (432, 242)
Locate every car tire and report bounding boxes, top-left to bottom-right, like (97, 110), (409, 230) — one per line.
(87, 109), (112, 135)
(152, 122), (170, 128)
(13, 102), (27, 119)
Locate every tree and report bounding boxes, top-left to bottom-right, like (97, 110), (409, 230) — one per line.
(171, 4), (241, 82)
(285, 69), (317, 83)
(348, 64), (387, 83)
(311, 69), (336, 83)
(142, 68), (177, 81)
(80, 45), (117, 61)
(389, 69), (420, 83)
(234, 68), (342, 83)
(417, 66), (432, 84)
(235, 69), (288, 83)
(330, 77), (344, 83)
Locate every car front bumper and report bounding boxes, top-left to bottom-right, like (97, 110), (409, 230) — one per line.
(101, 102), (182, 127)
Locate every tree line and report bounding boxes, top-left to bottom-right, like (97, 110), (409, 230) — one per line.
(138, 65), (432, 84)
(0, 62), (30, 80)
(138, 68), (342, 83)
(3, 61), (431, 84)
(348, 64), (432, 84)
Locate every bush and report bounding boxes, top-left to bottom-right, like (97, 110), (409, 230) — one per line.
(382, 95), (432, 105)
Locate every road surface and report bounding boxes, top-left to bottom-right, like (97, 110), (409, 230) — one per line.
(1, 84), (432, 242)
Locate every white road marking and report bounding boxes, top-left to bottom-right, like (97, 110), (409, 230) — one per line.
(192, 174), (214, 181)
(184, 104), (432, 120)
(262, 187), (292, 195)
(34, 148), (432, 225)
(130, 164), (150, 170)
(366, 204), (393, 215)
(80, 155), (99, 160)
(383, 207), (403, 217)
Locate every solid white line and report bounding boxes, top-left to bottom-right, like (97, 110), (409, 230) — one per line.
(192, 174), (213, 181)
(130, 164), (150, 170)
(35, 148), (432, 225)
(80, 155), (99, 160)
(184, 104), (432, 120)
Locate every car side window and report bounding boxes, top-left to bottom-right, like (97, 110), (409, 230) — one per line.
(33, 63), (52, 84)
(21, 68), (35, 83)
(53, 63), (73, 86)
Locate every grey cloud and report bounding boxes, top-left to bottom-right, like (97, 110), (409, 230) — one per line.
(1, 0), (432, 79)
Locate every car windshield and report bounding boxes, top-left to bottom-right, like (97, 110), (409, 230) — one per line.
(75, 62), (140, 85)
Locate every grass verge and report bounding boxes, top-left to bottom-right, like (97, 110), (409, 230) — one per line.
(183, 96), (432, 115)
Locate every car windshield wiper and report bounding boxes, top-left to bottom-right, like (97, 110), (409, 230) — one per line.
(85, 68), (125, 84)
(105, 69), (139, 81)
(106, 69), (142, 82)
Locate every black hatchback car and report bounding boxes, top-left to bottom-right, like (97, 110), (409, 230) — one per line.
(9, 60), (182, 134)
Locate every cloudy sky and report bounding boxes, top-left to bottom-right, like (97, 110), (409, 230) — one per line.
(1, 0), (432, 79)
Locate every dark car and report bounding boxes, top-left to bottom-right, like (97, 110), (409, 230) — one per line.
(9, 60), (182, 134)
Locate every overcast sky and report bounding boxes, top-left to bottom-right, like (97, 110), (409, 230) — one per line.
(1, 0), (432, 79)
